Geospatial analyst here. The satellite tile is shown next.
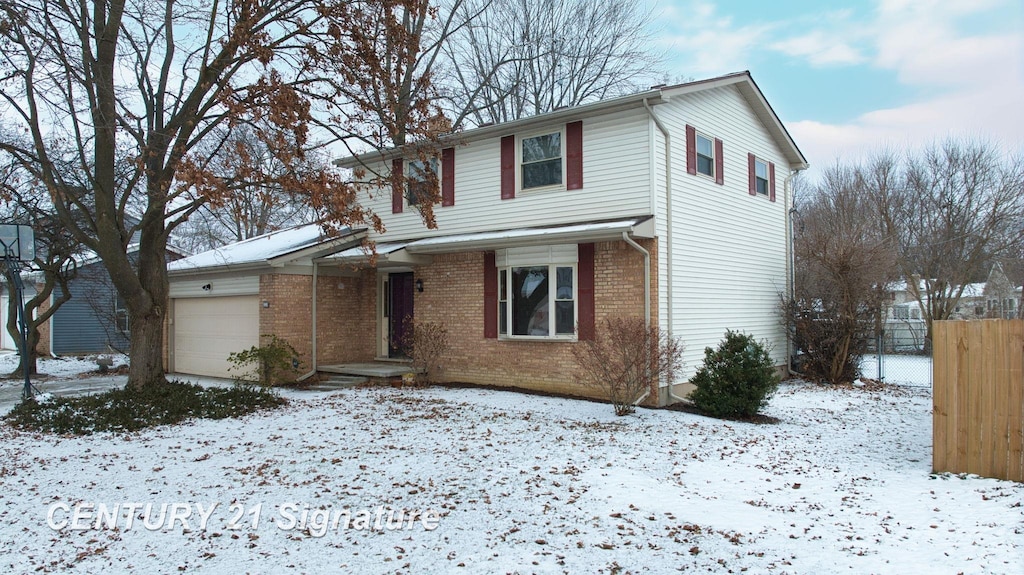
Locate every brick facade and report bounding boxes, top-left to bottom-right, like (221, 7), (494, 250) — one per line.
(185, 239), (660, 403)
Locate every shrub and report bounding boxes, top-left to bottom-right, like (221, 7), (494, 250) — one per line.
(398, 319), (451, 384)
(689, 330), (780, 419)
(572, 317), (685, 416)
(4, 382), (286, 435)
(227, 334), (301, 387)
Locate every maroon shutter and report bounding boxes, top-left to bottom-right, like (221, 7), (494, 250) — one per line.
(769, 162), (776, 202)
(577, 243), (595, 341)
(441, 147), (455, 206)
(747, 153), (757, 196)
(714, 138), (724, 185)
(500, 135), (515, 200)
(391, 158), (404, 214)
(685, 125), (697, 175)
(566, 120), (583, 190)
(483, 251), (497, 338)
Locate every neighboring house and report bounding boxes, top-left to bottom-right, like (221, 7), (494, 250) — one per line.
(166, 71), (808, 406)
(40, 246), (185, 356)
(0, 283), (37, 352)
(881, 263), (1022, 351)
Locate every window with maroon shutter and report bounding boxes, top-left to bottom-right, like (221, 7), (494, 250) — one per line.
(484, 251), (497, 338)
(500, 135), (515, 199)
(441, 147), (455, 206)
(749, 154), (770, 197)
(566, 121), (583, 190)
(577, 243), (595, 340)
(391, 158), (404, 213)
(685, 125), (697, 175)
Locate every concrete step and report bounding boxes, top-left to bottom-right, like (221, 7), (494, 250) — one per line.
(309, 375), (368, 390)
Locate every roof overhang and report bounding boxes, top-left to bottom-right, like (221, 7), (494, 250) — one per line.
(317, 217), (654, 267)
(335, 71), (808, 172)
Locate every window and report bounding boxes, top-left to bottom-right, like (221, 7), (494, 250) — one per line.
(521, 132), (562, 190)
(114, 294), (129, 334)
(754, 159), (769, 195)
(500, 265), (575, 337)
(406, 158), (437, 206)
(696, 133), (714, 177)
(495, 245), (577, 339)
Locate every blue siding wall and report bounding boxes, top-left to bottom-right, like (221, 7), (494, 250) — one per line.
(50, 264), (129, 355)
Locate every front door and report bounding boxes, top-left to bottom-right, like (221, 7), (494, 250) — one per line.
(387, 272), (415, 358)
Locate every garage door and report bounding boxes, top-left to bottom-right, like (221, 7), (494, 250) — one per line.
(172, 295), (259, 378)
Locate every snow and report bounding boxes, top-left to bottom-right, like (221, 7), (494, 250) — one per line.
(0, 352), (127, 380)
(1, 380), (1021, 573)
(168, 224), (350, 271)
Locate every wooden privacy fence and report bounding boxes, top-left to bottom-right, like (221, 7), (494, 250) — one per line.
(933, 319), (1024, 482)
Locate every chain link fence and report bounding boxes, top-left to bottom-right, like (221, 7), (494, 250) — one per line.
(862, 327), (933, 387)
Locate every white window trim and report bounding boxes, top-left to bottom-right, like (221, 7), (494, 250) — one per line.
(405, 157), (439, 208)
(518, 127), (566, 193)
(497, 263), (577, 341)
(695, 132), (715, 179)
(754, 158), (769, 196)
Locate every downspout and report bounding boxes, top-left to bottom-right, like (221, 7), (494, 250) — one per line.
(297, 261), (319, 381)
(784, 169), (806, 378)
(622, 230), (651, 406)
(642, 98), (686, 404)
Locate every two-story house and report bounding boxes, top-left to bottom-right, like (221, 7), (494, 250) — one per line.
(166, 71), (808, 406)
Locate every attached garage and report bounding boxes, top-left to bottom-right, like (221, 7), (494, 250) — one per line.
(172, 295), (259, 378)
(169, 275), (261, 379)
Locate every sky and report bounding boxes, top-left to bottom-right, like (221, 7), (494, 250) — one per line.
(650, 0), (1024, 177)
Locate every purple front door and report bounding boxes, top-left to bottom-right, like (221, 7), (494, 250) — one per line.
(388, 272), (415, 358)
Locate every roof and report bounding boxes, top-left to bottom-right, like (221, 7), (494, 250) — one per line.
(319, 217), (655, 265)
(334, 71), (808, 171)
(168, 224), (360, 274)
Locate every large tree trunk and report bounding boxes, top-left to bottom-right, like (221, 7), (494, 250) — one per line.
(126, 307), (167, 390)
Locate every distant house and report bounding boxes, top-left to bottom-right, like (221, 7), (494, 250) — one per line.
(882, 263), (1022, 351)
(166, 71), (809, 406)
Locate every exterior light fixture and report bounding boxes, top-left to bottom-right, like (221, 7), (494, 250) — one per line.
(415, 279), (424, 293)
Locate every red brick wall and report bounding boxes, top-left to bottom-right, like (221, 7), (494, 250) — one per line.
(259, 274), (314, 370)
(316, 271), (377, 365)
(407, 239), (658, 402)
(35, 284), (51, 356)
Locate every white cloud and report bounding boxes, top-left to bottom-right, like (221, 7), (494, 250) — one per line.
(654, 1), (772, 74)
(770, 32), (866, 66)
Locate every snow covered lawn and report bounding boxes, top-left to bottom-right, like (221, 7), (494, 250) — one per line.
(1, 381), (1020, 574)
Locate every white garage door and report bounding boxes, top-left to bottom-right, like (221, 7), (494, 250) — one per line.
(173, 295), (259, 378)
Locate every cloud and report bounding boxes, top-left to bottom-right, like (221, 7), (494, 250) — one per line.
(655, 1), (773, 74)
(770, 32), (866, 67)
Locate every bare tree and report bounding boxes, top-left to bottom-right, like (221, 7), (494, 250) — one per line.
(175, 124), (317, 252)
(444, 0), (663, 126)
(871, 141), (1024, 349)
(0, 0), (447, 390)
(784, 164), (898, 384)
(0, 170), (83, 376)
(572, 317), (684, 416)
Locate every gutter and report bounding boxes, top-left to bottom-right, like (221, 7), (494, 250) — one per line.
(297, 260), (319, 382)
(642, 99), (687, 404)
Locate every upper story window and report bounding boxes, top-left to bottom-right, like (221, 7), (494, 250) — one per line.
(696, 133), (714, 177)
(521, 131), (562, 190)
(406, 158), (437, 206)
(754, 158), (769, 196)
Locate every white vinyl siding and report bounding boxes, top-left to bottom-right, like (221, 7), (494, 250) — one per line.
(361, 107), (652, 241)
(169, 275), (259, 298)
(652, 84), (791, 376)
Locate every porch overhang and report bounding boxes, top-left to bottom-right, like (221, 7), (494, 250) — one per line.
(316, 217), (655, 267)
(319, 242), (434, 268)
(404, 216), (655, 255)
